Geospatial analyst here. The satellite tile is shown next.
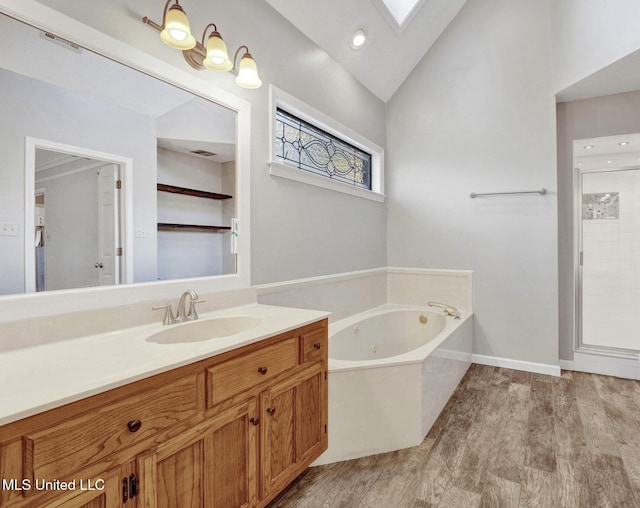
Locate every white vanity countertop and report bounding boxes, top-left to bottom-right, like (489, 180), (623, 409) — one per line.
(0, 303), (330, 426)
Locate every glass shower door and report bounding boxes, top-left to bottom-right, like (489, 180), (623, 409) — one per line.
(579, 167), (640, 352)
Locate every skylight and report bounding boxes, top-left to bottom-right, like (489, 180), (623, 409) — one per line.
(379, 0), (424, 27)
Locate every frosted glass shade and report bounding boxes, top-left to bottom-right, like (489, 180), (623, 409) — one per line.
(235, 53), (262, 89)
(203, 32), (233, 71)
(160, 5), (196, 50)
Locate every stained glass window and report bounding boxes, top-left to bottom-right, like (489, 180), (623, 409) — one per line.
(275, 108), (372, 190)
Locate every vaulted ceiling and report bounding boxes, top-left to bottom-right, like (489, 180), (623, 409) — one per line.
(264, 0), (468, 102)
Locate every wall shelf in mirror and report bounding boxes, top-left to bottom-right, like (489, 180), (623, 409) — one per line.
(157, 223), (231, 232)
(157, 183), (232, 200)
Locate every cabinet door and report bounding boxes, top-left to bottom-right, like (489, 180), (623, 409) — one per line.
(138, 399), (258, 508)
(296, 365), (327, 465)
(260, 380), (296, 499)
(41, 470), (122, 508)
(260, 363), (327, 500)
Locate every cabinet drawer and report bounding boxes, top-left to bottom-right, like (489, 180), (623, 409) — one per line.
(24, 374), (198, 482)
(207, 337), (298, 408)
(300, 328), (327, 364)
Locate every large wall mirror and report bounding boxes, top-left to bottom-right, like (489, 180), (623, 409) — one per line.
(0, 8), (249, 297)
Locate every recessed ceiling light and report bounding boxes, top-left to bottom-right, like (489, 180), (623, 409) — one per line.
(607, 160), (612, 164)
(350, 27), (367, 49)
(618, 141), (630, 146)
(584, 145), (594, 149)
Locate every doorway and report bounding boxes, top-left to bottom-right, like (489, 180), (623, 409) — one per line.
(577, 163), (640, 354)
(24, 138), (133, 292)
(572, 133), (640, 379)
(34, 150), (121, 291)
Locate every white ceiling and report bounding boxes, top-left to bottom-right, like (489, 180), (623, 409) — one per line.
(573, 133), (640, 171)
(264, 0), (468, 102)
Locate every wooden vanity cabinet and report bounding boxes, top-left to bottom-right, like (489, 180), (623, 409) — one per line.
(138, 398), (259, 508)
(0, 318), (328, 508)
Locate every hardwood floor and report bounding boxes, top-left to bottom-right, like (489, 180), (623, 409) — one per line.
(267, 364), (640, 507)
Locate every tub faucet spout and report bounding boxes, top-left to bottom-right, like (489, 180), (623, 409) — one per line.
(428, 301), (461, 319)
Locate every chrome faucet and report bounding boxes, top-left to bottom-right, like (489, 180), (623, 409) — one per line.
(428, 301), (461, 319)
(153, 290), (205, 325)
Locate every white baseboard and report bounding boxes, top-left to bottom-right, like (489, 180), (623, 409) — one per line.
(573, 350), (640, 380)
(472, 354), (561, 377)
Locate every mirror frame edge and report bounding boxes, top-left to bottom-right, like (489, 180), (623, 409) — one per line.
(0, 0), (252, 322)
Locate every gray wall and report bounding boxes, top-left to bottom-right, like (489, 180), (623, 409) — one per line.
(33, 0), (388, 286)
(556, 90), (640, 360)
(387, 0), (559, 366)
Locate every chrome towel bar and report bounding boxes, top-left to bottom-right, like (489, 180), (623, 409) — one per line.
(469, 188), (546, 199)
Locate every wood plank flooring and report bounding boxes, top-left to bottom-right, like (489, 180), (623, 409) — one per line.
(267, 364), (640, 507)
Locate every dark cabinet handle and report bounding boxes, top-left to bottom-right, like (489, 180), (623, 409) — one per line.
(313, 343), (322, 349)
(127, 419), (142, 432)
(258, 366), (268, 375)
(129, 474), (139, 498)
(266, 407), (276, 416)
(250, 417), (260, 426)
(122, 474), (139, 501)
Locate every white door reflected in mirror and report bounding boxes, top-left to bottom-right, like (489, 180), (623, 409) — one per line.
(30, 145), (126, 292)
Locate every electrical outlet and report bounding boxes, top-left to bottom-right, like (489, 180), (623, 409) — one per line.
(0, 223), (18, 236)
(136, 229), (146, 238)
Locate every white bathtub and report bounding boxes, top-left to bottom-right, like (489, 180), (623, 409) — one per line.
(314, 303), (473, 465)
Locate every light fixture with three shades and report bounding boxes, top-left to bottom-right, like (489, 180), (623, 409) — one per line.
(143, 0), (262, 89)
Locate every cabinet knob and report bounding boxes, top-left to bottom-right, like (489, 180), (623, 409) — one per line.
(266, 407), (276, 416)
(250, 417), (260, 426)
(258, 366), (268, 375)
(127, 419), (142, 432)
(313, 343), (322, 349)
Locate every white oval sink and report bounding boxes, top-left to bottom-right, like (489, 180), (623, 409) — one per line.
(147, 316), (263, 344)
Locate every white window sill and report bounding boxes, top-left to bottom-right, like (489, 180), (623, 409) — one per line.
(268, 161), (385, 203)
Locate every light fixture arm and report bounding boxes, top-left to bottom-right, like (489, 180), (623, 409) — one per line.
(141, 15), (163, 32)
(141, 0), (182, 30)
(200, 23), (218, 46)
(232, 45), (250, 70)
(161, 0), (177, 26)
